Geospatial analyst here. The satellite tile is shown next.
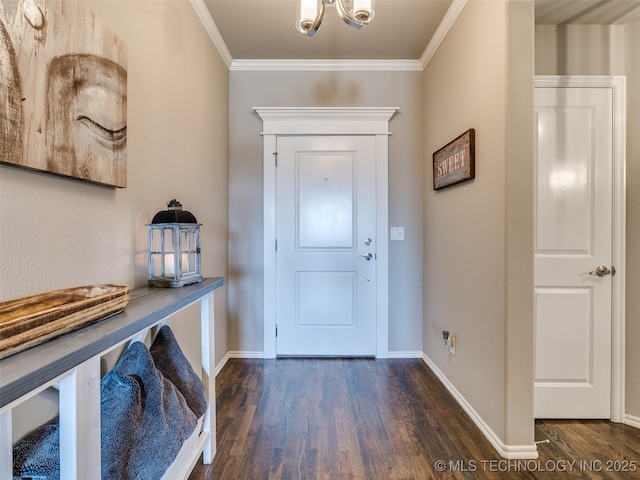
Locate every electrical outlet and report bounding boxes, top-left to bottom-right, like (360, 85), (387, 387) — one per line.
(448, 335), (456, 355)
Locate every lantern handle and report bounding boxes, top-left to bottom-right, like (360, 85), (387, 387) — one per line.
(167, 199), (182, 210)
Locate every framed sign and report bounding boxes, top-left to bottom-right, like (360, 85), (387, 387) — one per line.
(433, 129), (475, 190)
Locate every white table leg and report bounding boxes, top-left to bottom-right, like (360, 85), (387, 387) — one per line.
(0, 410), (11, 480)
(200, 292), (216, 463)
(59, 355), (101, 480)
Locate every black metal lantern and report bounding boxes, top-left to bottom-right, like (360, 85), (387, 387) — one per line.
(147, 199), (202, 288)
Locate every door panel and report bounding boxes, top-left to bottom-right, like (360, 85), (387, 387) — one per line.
(276, 136), (376, 356)
(297, 152), (355, 249)
(296, 272), (355, 327)
(535, 288), (592, 382)
(536, 108), (593, 253)
(534, 86), (613, 418)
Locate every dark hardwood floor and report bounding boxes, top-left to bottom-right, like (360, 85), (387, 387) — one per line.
(189, 358), (640, 479)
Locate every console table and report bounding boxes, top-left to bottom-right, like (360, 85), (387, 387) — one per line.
(0, 277), (225, 480)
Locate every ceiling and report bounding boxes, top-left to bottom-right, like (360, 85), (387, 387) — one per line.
(536, 0), (640, 25)
(201, 0), (640, 62)
(202, 0), (452, 60)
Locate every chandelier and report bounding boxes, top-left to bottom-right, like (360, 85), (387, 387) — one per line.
(296, 0), (375, 37)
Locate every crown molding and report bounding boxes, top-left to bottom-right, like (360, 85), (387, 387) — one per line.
(190, 0), (233, 69)
(419, 0), (468, 70)
(230, 59), (423, 72)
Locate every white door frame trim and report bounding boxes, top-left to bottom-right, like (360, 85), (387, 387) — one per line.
(534, 76), (626, 422)
(255, 107), (398, 359)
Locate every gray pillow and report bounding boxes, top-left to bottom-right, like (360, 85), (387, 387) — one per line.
(100, 341), (198, 480)
(12, 417), (59, 479)
(150, 325), (207, 418)
(13, 341), (199, 480)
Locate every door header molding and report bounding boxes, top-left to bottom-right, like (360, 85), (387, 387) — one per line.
(254, 107), (398, 135)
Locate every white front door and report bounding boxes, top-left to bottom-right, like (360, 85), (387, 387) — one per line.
(275, 136), (377, 356)
(534, 83), (614, 418)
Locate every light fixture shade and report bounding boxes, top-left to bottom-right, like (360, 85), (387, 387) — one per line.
(296, 0), (323, 36)
(352, 0), (374, 22)
(296, 0), (374, 36)
(147, 199), (202, 288)
(336, 0), (374, 28)
(300, 0), (318, 20)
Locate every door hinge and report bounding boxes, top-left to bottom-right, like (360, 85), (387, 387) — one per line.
(275, 325), (278, 337)
(274, 151), (278, 166)
(275, 238), (278, 251)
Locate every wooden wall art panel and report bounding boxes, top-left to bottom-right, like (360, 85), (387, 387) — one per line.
(0, 0), (127, 187)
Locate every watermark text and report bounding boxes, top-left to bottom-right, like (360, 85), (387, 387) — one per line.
(433, 459), (637, 473)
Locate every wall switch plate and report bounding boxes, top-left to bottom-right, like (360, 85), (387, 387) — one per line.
(390, 227), (404, 241)
(449, 336), (456, 355)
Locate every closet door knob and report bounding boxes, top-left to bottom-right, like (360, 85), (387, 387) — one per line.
(590, 265), (612, 277)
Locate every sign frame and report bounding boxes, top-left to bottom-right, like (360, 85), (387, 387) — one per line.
(433, 129), (475, 190)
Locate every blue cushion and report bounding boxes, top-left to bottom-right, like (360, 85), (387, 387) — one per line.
(13, 341), (198, 480)
(12, 418), (59, 480)
(100, 341), (198, 480)
(150, 325), (207, 418)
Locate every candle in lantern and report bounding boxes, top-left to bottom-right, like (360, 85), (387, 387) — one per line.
(164, 253), (175, 276)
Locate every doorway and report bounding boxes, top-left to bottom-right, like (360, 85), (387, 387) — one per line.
(275, 136), (377, 356)
(255, 107), (397, 358)
(533, 76), (626, 420)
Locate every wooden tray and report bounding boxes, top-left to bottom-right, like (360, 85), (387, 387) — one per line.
(0, 285), (129, 359)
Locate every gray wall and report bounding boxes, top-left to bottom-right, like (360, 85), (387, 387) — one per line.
(423, 0), (535, 448)
(536, 20), (640, 423)
(228, 70), (424, 354)
(1, 0), (229, 436)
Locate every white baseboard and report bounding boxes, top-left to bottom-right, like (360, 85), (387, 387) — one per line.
(421, 353), (538, 460)
(214, 351), (264, 377)
(227, 351), (265, 359)
(625, 414), (640, 429)
(214, 353), (230, 377)
(388, 350), (423, 358)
